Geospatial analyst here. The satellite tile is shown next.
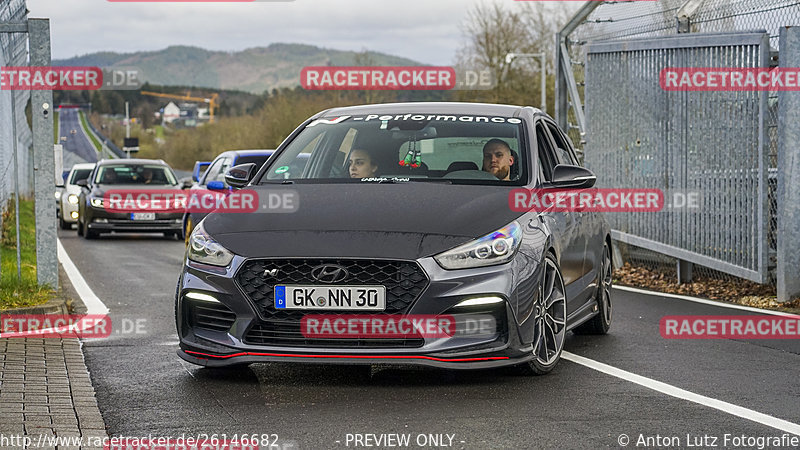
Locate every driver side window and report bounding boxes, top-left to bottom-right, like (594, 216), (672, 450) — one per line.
(202, 157), (227, 186)
(536, 122), (558, 182)
(546, 121), (579, 166)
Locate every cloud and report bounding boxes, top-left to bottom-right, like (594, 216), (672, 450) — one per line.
(27, 0), (491, 64)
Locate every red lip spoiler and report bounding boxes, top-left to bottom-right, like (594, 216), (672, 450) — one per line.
(185, 350), (509, 363)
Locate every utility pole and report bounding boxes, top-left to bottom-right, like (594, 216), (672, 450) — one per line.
(125, 101), (131, 158)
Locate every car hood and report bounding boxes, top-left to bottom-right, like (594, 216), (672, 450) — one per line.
(65, 184), (83, 196)
(90, 184), (182, 196)
(203, 183), (524, 259)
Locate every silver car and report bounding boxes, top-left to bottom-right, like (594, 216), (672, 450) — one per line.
(59, 163), (96, 229)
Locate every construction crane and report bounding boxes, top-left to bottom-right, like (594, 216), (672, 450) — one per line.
(140, 91), (219, 123)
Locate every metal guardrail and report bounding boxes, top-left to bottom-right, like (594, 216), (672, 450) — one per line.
(82, 113), (126, 159)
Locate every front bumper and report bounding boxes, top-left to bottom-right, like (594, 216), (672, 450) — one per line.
(61, 198), (80, 223)
(85, 205), (182, 232)
(176, 255), (542, 369)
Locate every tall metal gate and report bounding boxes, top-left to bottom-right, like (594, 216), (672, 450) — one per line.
(583, 32), (771, 283)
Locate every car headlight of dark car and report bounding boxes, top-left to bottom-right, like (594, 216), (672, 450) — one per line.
(187, 223), (235, 267)
(434, 220), (522, 270)
(90, 197), (104, 208)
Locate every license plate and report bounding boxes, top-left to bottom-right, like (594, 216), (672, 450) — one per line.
(275, 285), (385, 310)
(131, 212), (155, 221)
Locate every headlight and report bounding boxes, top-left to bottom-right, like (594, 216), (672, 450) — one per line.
(434, 221), (522, 270)
(90, 197), (104, 208)
(187, 223), (235, 267)
(55, 191), (62, 199)
(68, 194), (79, 204)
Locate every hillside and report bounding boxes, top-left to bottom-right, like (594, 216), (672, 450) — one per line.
(54, 44), (424, 94)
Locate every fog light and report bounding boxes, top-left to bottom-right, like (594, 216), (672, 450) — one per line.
(94, 218), (108, 223)
(185, 292), (220, 303)
(70, 211), (79, 219)
(455, 296), (504, 307)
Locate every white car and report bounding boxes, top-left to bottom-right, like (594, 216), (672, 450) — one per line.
(59, 163), (96, 229)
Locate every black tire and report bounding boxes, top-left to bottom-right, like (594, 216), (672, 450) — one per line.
(164, 231), (179, 240)
(517, 254), (567, 375)
(77, 217), (84, 236)
(83, 220), (98, 239)
(573, 242), (613, 335)
(59, 215), (71, 230)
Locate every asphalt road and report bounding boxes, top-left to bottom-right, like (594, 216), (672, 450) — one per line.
(58, 108), (99, 167)
(57, 230), (800, 449)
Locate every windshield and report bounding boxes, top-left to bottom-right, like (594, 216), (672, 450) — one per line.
(94, 164), (178, 185)
(235, 154), (273, 168)
(69, 168), (93, 184)
(261, 114), (526, 185)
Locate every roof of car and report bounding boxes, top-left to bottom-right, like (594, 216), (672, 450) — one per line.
(70, 163), (96, 170)
(222, 149), (275, 157)
(319, 102), (541, 118)
(96, 158), (169, 166)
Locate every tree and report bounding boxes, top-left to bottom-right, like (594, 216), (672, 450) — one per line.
(455, 1), (571, 110)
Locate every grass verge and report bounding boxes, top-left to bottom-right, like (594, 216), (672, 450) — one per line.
(78, 110), (102, 153)
(0, 199), (55, 310)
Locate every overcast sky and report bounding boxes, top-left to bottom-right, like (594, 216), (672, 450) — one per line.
(27, 0), (581, 64)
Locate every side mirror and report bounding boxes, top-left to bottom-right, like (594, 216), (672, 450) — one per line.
(207, 180), (226, 191)
(76, 179), (89, 188)
(224, 163), (257, 189)
(550, 164), (596, 189)
(182, 179), (194, 189)
(192, 161), (211, 182)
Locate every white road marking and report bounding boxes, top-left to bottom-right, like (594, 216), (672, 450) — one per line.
(613, 285), (799, 318)
(57, 238), (109, 315)
(562, 351), (800, 436)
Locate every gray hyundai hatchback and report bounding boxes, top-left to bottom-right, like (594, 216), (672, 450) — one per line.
(176, 102), (612, 375)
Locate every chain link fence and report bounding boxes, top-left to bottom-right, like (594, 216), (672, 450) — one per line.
(558, 0), (799, 286)
(0, 0), (33, 209)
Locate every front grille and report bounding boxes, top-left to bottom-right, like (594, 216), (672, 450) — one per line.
(107, 219), (177, 224)
(236, 259), (429, 348)
(185, 299), (237, 332)
(245, 322), (424, 348)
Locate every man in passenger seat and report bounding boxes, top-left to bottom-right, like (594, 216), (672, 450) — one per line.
(482, 139), (515, 181)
